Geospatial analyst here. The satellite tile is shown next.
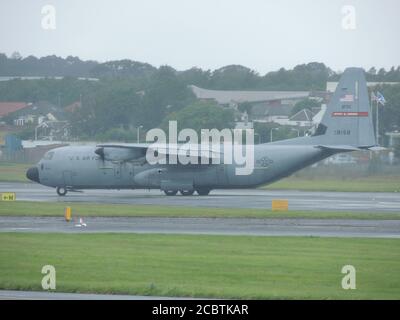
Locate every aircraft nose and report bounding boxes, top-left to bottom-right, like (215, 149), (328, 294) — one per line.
(26, 167), (40, 183)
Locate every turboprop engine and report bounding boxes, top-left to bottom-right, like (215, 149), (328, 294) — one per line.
(95, 147), (146, 162)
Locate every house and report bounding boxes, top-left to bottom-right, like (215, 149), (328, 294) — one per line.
(287, 108), (315, 127)
(13, 114), (36, 126)
(235, 112), (253, 130)
(64, 101), (81, 113)
(2, 101), (68, 127)
(35, 120), (70, 141)
(0, 102), (30, 120)
(250, 103), (293, 123)
(0, 101), (71, 140)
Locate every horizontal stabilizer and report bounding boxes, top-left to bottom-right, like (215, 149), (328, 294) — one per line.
(316, 145), (361, 152)
(366, 146), (387, 151)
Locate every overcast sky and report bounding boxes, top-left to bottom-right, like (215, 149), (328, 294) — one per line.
(0, 0), (399, 74)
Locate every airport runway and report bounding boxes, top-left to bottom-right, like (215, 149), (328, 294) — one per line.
(1, 216), (400, 238)
(1, 182), (400, 212)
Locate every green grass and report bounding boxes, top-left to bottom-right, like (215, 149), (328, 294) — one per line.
(0, 233), (399, 299)
(0, 201), (399, 220)
(0, 162), (30, 183)
(265, 175), (400, 192)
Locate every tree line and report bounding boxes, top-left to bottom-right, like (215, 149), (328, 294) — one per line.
(2, 52), (400, 88)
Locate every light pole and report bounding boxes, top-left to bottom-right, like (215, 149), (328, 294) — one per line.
(137, 125), (143, 143)
(270, 128), (279, 142)
(376, 99), (380, 145)
(57, 93), (61, 108)
(291, 128), (300, 137)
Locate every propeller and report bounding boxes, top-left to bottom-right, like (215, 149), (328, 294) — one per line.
(94, 147), (106, 166)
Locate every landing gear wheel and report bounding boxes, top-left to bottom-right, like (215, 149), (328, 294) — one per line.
(180, 190), (195, 196)
(196, 188), (211, 196)
(56, 187), (67, 196)
(164, 190), (178, 196)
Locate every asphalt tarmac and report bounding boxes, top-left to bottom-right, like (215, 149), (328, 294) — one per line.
(1, 182), (400, 212)
(1, 216), (400, 238)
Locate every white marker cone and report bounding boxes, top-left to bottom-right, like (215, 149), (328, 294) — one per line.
(74, 217), (82, 227)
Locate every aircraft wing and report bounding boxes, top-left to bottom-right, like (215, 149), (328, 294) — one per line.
(95, 143), (223, 163)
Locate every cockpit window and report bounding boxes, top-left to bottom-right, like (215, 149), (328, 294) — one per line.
(43, 151), (54, 160)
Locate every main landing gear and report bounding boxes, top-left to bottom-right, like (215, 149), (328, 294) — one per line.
(164, 190), (178, 196)
(56, 186), (68, 196)
(180, 190), (195, 196)
(196, 188), (210, 196)
(163, 189), (211, 196)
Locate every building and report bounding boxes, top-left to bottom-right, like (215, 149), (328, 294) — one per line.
(189, 85), (310, 108)
(189, 85), (322, 128)
(386, 131), (400, 148)
(0, 76), (99, 82)
(1, 101), (68, 126)
(34, 120), (70, 141)
(287, 108), (315, 127)
(0, 102), (30, 121)
(326, 81), (400, 92)
(0, 101), (71, 141)
(234, 112), (253, 130)
(250, 104), (293, 123)
(64, 101), (82, 113)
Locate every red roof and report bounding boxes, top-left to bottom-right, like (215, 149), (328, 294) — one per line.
(0, 102), (29, 117)
(64, 101), (81, 113)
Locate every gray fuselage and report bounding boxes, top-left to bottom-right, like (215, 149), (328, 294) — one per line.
(34, 144), (331, 191)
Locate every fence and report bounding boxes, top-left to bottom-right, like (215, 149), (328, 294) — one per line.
(0, 144), (67, 164)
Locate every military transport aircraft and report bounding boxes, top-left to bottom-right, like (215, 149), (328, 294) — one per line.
(26, 68), (377, 196)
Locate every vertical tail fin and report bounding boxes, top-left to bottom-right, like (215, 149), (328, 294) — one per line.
(315, 67), (376, 148)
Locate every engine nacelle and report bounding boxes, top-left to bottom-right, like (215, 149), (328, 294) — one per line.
(95, 147), (145, 162)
